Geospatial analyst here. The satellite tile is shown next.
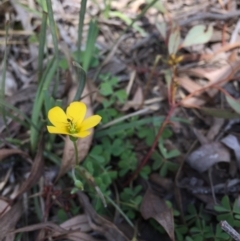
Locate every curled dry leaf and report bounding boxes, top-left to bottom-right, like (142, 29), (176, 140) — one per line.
(77, 191), (130, 241)
(140, 188), (175, 241)
(186, 142), (230, 173)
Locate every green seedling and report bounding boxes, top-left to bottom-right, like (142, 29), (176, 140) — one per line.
(215, 195), (240, 227)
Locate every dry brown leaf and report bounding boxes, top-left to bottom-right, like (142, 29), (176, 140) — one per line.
(179, 60), (240, 107)
(0, 201), (22, 241)
(61, 232), (101, 241)
(0, 71), (17, 96)
(16, 139), (44, 197)
(178, 76), (206, 107)
(58, 84), (93, 177)
(186, 142), (230, 172)
(0, 200), (10, 215)
(122, 86), (143, 111)
(140, 187), (175, 241)
(58, 215), (91, 233)
(221, 134), (240, 169)
(0, 149), (28, 162)
(206, 118), (224, 141)
(178, 76), (203, 94)
(78, 191), (130, 241)
(11, 222), (67, 234)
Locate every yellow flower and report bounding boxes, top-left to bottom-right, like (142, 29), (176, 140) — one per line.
(47, 102), (101, 138)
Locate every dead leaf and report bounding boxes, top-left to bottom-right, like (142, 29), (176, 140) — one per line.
(0, 71), (17, 96)
(11, 222), (67, 234)
(122, 86), (143, 111)
(206, 118), (225, 141)
(186, 142), (230, 172)
(0, 149), (29, 162)
(16, 139), (44, 197)
(179, 60), (240, 107)
(58, 215), (91, 233)
(140, 188), (175, 241)
(60, 232), (101, 241)
(78, 191), (130, 241)
(0, 200), (10, 215)
(0, 201), (22, 241)
(221, 134), (240, 169)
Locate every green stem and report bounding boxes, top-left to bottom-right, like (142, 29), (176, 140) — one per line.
(73, 140), (79, 165)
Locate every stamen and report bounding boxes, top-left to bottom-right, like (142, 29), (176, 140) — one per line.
(66, 118), (78, 134)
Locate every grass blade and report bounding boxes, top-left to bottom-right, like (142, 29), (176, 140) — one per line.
(77, 0), (87, 61)
(0, 19), (10, 134)
(37, 11), (47, 82)
(83, 20), (99, 71)
(30, 57), (58, 152)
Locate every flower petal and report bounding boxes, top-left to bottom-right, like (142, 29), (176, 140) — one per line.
(80, 115), (102, 131)
(47, 126), (69, 134)
(73, 130), (91, 138)
(48, 106), (67, 127)
(67, 102), (86, 124)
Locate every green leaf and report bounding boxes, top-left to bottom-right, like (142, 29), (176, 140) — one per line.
(234, 219), (240, 227)
(233, 199), (240, 214)
(168, 25), (181, 55)
(57, 209), (68, 223)
(100, 82), (113, 96)
(160, 163), (168, 177)
(140, 165), (151, 179)
(200, 107), (240, 119)
(115, 89), (127, 103)
(226, 95), (240, 114)
(30, 57), (58, 152)
(161, 128), (173, 139)
(182, 25), (213, 47)
(217, 213), (234, 226)
(152, 158), (162, 170)
(165, 149), (181, 159)
(234, 214), (240, 220)
(82, 20), (99, 72)
(221, 195), (231, 210)
(214, 205), (229, 212)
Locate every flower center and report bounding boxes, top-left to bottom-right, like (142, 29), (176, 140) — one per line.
(67, 118), (78, 134)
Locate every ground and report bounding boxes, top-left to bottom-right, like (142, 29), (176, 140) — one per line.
(0, 0), (240, 241)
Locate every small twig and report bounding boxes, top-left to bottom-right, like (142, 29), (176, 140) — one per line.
(220, 221), (240, 241)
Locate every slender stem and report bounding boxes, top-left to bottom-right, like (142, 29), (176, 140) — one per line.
(125, 64), (179, 185)
(73, 140), (79, 165)
(125, 104), (177, 185)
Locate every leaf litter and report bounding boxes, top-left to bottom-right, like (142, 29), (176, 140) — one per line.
(1, 0), (240, 240)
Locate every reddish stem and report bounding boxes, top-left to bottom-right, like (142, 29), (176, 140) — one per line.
(125, 103), (177, 185)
